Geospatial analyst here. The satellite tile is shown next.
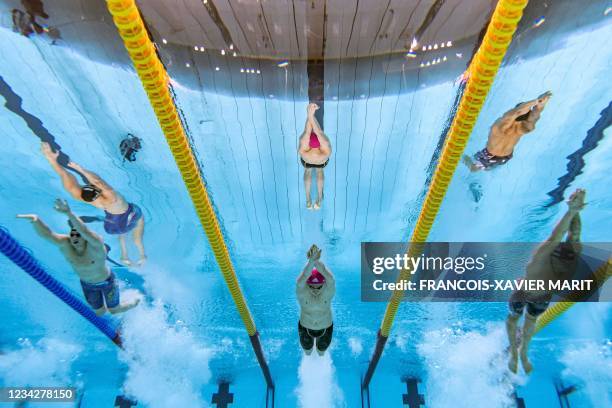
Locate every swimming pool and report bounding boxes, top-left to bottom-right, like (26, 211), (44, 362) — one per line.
(0, 0), (610, 407)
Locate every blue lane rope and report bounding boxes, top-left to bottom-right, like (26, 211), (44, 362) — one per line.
(0, 226), (121, 346)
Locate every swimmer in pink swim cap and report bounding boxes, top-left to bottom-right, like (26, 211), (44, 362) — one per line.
(298, 103), (332, 210)
(296, 244), (336, 355)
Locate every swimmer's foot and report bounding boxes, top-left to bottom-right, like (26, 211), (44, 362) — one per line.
(462, 154), (479, 172)
(120, 258), (132, 266)
(313, 200), (321, 210)
(137, 256), (147, 266)
(109, 298), (140, 314)
(306, 200), (313, 210)
(519, 348), (533, 374)
(508, 349), (518, 374)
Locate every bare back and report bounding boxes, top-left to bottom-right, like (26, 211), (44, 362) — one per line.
(524, 242), (581, 300)
(90, 190), (129, 214)
(486, 120), (531, 157)
(57, 239), (110, 283)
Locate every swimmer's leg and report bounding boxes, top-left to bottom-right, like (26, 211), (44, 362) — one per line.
(118, 234), (131, 266)
(304, 168), (313, 209)
(506, 313), (520, 373)
(132, 217), (146, 265)
(94, 307), (106, 316)
(519, 313), (536, 374)
(462, 154), (481, 172)
(314, 168), (324, 210)
(315, 325), (333, 356)
(299, 323), (315, 355)
(108, 298), (140, 314)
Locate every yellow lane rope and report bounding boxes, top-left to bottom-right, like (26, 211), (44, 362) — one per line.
(380, 0), (529, 337)
(105, 0), (257, 335)
(535, 258), (611, 333)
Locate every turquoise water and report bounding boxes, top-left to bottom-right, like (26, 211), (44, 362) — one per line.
(0, 0), (611, 407)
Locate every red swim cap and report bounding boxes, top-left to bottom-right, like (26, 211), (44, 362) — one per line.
(307, 268), (325, 285)
(309, 131), (321, 149)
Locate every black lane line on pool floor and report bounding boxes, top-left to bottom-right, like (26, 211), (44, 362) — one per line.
(0, 75), (86, 181)
(546, 100), (612, 206)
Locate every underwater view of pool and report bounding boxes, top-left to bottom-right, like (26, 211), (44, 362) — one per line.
(0, 0), (610, 407)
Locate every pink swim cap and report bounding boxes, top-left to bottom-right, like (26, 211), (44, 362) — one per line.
(309, 131), (321, 149)
(306, 268), (325, 285)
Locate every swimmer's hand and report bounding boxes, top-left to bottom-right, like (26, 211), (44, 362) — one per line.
(16, 214), (39, 222)
(307, 244), (321, 261)
(537, 91), (552, 106)
(41, 142), (59, 160)
(54, 198), (71, 214)
(567, 188), (586, 212)
(307, 103), (319, 116)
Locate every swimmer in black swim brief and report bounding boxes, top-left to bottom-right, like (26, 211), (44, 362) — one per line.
(505, 189), (586, 375)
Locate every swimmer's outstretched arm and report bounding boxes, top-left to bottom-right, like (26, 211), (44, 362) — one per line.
(547, 189), (586, 244)
(314, 260), (336, 296)
(298, 112), (314, 154)
(314, 260), (335, 284)
(297, 259), (315, 289)
(308, 107), (331, 148)
(499, 92), (552, 132)
(497, 100), (538, 131)
(68, 162), (113, 193)
(521, 97), (548, 132)
(41, 142), (82, 201)
(16, 214), (66, 244)
(567, 213), (581, 243)
(54, 199), (104, 249)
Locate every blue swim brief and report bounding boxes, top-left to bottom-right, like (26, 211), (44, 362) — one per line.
(80, 273), (119, 310)
(103, 203), (142, 235)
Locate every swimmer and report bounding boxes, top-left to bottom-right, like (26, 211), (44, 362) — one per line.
(463, 91), (552, 171)
(11, 9), (41, 36)
(21, 0), (49, 20)
(17, 199), (140, 315)
(298, 103), (332, 209)
(296, 244), (336, 356)
(11, 1), (48, 37)
(41, 142), (146, 266)
(506, 188), (586, 374)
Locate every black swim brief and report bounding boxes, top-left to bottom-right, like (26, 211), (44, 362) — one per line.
(301, 158), (329, 169)
(509, 299), (549, 317)
(298, 321), (333, 352)
(474, 148), (513, 170)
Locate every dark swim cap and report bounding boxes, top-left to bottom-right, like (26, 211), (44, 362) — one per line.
(81, 184), (101, 202)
